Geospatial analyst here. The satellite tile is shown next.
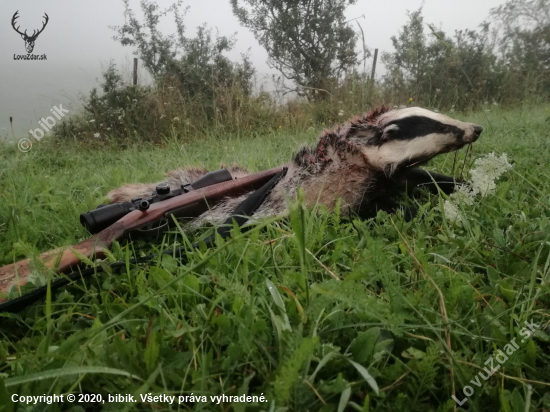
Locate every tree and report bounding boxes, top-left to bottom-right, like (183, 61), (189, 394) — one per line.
(490, 0), (550, 95)
(382, 9), (428, 96)
(490, 0), (550, 37)
(230, 0), (360, 101)
(382, 9), (503, 109)
(111, 0), (254, 102)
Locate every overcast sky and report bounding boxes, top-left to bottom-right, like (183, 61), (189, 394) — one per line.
(0, 0), (506, 139)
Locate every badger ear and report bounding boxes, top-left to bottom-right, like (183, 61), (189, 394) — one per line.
(348, 123), (383, 140)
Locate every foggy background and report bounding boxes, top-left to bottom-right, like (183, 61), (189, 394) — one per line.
(0, 0), (506, 139)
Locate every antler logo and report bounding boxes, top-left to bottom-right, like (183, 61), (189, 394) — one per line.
(11, 11), (49, 54)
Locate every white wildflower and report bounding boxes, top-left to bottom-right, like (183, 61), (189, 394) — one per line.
(94, 133), (100, 138)
(172, 117), (180, 122)
(442, 152), (513, 225)
(469, 153), (513, 197)
(338, 110), (344, 117)
(444, 200), (462, 225)
(451, 184), (476, 206)
(88, 119), (96, 123)
(470, 169), (497, 196)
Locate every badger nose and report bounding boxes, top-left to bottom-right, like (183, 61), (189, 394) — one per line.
(468, 125), (483, 142)
(473, 125), (483, 137)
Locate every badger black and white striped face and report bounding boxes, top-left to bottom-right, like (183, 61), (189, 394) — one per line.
(361, 107), (483, 173)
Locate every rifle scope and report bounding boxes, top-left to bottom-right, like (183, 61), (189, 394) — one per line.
(80, 168), (233, 234)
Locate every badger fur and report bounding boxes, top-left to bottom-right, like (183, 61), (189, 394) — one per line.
(108, 107), (483, 226)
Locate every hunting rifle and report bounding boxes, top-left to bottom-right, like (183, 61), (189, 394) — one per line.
(0, 165), (285, 298)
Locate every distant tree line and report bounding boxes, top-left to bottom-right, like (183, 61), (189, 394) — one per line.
(53, 0), (549, 141)
(113, 0), (548, 108)
(381, 0), (550, 109)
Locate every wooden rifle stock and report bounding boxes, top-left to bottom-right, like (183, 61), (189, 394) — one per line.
(0, 166), (284, 296)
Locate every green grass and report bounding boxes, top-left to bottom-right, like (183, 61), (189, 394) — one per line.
(0, 106), (549, 412)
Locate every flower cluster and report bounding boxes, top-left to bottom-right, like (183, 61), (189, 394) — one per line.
(444, 153), (513, 225)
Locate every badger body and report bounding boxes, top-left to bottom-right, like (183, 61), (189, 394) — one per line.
(108, 107), (483, 226)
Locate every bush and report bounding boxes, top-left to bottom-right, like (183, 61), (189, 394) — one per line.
(381, 4), (549, 110)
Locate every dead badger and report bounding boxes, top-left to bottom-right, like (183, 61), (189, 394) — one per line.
(108, 106), (483, 225)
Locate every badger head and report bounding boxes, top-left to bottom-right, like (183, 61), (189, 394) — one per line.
(354, 107), (483, 174)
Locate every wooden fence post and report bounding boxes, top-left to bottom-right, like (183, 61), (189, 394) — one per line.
(370, 49), (378, 82)
(133, 58), (138, 86)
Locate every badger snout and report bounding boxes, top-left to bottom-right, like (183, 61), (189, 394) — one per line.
(464, 124), (483, 143)
(473, 125), (483, 139)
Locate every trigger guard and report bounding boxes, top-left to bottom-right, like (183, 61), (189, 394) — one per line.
(127, 218), (170, 240)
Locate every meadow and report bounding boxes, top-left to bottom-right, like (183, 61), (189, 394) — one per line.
(0, 105), (549, 411)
